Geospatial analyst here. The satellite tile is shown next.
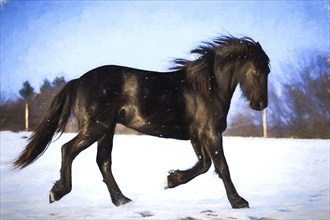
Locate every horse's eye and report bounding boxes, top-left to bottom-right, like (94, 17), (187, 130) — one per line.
(253, 70), (259, 76)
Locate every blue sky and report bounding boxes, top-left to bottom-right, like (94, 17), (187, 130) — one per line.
(0, 1), (329, 99)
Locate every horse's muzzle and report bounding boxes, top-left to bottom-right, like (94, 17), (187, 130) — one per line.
(250, 98), (267, 111)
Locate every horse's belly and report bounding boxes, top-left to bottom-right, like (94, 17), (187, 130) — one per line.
(124, 122), (189, 140)
(118, 103), (189, 140)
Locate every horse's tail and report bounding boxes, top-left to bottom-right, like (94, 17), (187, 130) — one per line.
(13, 80), (76, 169)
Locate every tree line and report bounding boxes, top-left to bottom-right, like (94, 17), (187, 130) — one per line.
(1, 52), (329, 138)
(1, 77), (67, 131)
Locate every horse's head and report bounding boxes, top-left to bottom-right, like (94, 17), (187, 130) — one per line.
(239, 43), (270, 111)
(171, 36), (270, 111)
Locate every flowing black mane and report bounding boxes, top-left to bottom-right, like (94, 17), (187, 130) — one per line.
(171, 36), (269, 97)
(172, 36), (266, 69)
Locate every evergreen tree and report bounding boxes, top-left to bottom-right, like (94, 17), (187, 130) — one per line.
(52, 76), (66, 89)
(40, 79), (52, 93)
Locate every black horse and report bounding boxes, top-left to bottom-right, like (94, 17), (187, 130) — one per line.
(13, 36), (270, 209)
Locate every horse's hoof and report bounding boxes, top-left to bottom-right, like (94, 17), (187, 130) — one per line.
(164, 175), (175, 189)
(49, 190), (63, 203)
(230, 195), (249, 209)
(49, 191), (56, 203)
(232, 201), (249, 209)
(164, 176), (169, 189)
(112, 196), (132, 207)
(49, 182), (71, 204)
(164, 170), (181, 189)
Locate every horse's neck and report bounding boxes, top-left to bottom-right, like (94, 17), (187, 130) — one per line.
(212, 65), (240, 116)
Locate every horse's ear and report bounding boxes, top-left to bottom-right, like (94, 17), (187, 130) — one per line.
(256, 42), (262, 48)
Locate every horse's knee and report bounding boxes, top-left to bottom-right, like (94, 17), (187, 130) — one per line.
(196, 148), (212, 173)
(200, 157), (212, 173)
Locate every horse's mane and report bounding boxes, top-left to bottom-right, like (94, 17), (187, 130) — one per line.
(171, 36), (268, 97)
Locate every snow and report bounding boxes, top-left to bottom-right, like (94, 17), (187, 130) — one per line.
(1, 131), (329, 220)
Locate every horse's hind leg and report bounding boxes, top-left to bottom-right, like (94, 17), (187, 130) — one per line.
(165, 138), (211, 188)
(96, 129), (132, 206)
(49, 132), (99, 203)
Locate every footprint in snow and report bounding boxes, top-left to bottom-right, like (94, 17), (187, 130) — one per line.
(137, 211), (155, 218)
(201, 210), (217, 217)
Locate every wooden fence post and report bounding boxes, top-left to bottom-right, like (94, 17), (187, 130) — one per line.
(263, 109), (267, 138)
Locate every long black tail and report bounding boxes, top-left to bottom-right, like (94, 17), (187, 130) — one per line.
(13, 81), (76, 169)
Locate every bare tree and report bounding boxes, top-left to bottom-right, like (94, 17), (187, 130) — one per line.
(281, 53), (329, 138)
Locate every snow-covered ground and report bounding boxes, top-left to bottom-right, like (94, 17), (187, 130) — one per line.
(1, 131), (329, 220)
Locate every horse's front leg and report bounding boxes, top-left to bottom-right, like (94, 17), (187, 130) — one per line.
(165, 138), (211, 188)
(97, 131), (131, 206)
(205, 135), (249, 209)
